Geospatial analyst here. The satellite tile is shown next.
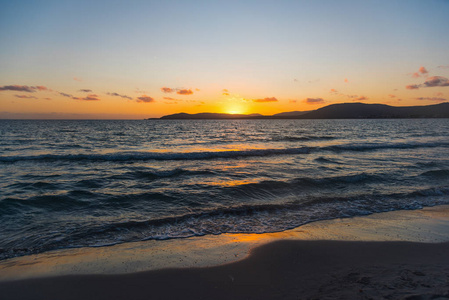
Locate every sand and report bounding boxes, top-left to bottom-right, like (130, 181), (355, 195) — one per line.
(1, 205), (449, 299)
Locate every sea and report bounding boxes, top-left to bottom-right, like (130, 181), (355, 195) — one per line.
(1, 119), (449, 260)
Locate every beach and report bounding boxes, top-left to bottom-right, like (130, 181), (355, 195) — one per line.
(1, 205), (449, 300)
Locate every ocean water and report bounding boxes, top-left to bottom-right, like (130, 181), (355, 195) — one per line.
(1, 119), (449, 260)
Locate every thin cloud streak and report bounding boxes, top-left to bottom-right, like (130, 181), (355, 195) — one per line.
(161, 87), (196, 95)
(107, 92), (133, 100)
(406, 84), (420, 90)
(303, 97), (325, 104)
(423, 76), (449, 87)
(177, 89), (193, 95)
(161, 87), (175, 93)
(34, 86), (49, 91)
(136, 95), (154, 103)
(15, 95), (38, 99)
(406, 76), (449, 89)
(80, 94), (100, 101)
(59, 92), (73, 98)
(253, 97), (278, 103)
(0, 85), (36, 92)
(416, 97), (447, 101)
(60, 92), (100, 101)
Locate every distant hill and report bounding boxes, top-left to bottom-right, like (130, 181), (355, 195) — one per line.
(155, 103), (449, 119)
(160, 112), (264, 119)
(299, 102), (449, 119)
(272, 111), (311, 118)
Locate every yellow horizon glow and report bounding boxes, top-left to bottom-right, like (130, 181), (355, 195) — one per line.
(225, 103), (247, 115)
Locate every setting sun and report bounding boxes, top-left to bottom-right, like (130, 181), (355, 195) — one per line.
(226, 104), (246, 115)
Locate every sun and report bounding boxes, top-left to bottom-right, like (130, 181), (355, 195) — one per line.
(226, 104), (245, 115)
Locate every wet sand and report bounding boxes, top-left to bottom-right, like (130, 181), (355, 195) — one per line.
(1, 205), (449, 299)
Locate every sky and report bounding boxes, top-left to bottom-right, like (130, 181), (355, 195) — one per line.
(1, 0), (449, 119)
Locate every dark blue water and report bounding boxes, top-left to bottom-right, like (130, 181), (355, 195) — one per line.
(1, 119), (449, 260)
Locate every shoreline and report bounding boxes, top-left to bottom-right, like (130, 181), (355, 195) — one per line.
(1, 205), (449, 299)
(1, 205), (449, 283)
(2, 205), (449, 299)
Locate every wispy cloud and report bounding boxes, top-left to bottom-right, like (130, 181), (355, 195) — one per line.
(161, 87), (196, 95)
(406, 76), (449, 89)
(60, 92), (100, 101)
(0, 85), (36, 92)
(15, 95), (38, 99)
(423, 76), (449, 87)
(136, 95), (154, 103)
(330, 89), (338, 93)
(161, 87), (175, 93)
(34, 86), (49, 91)
(79, 89), (93, 93)
(355, 96), (368, 101)
(438, 65), (449, 69)
(344, 78), (349, 83)
(222, 89), (230, 96)
(135, 88), (147, 94)
(73, 77), (82, 82)
(416, 97), (447, 101)
(80, 94), (100, 101)
(177, 89), (193, 95)
(388, 94), (396, 98)
(303, 97), (325, 104)
(0, 85), (50, 93)
(411, 66), (429, 78)
(253, 97), (278, 103)
(163, 97), (177, 101)
(59, 92), (73, 98)
(107, 92), (133, 100)
(406, 84), (420, 90)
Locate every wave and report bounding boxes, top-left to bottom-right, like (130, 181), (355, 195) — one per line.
(0, 172), (381, 218)
(55, 186), (449, 239)
(0, 147), (311, 162)
(229, 173), (382, 196)
(0, 191), (176, 215)
(314, 157), (342, 164)
(321, 141), (449, 152)
(1, 141), (448, 163)
(271, 135), (335, 142)
(108, 168), (216, 181)
(2, 186), (448, 260)
(420, 169), (449, 179)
